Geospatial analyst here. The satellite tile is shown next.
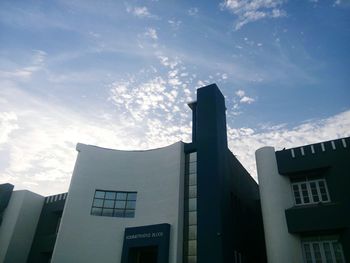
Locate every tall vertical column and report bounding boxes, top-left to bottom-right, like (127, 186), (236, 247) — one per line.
(195, 84), (227, 263)
(255, 147), (302, 263)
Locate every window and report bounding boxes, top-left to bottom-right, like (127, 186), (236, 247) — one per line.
(291, 179), (330, 205)
(302, 240), (345, 263)
(91, 190), (137, 218)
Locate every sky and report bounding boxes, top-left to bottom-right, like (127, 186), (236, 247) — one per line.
(0, 0), (349, 196)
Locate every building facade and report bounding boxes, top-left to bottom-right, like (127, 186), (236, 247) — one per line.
(256, 137), (350, 263)
(0, 84), (266, 263)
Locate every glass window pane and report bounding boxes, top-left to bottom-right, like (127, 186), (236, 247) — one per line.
(105, 192), (116, 200)
(116, 192), (127, 200)
(189, 211), (197, 225)
(310, 182), (320, 203)
(301, 183), (310, 203)
(115, 200), (126, 209)
(188, 225), (197, 240)
(127, 193), (137, 201)
(323, 242), (333, 263)
(318, 181), (329, 202)
(189, 186), (197, 198)
(293, 184), (302, 205)
(91, 207), (102, 216)
(102, 208), (114, 217)
(114, 209), (124, 217)
(189, 173), (197, 186)
(124, 209), (135, 218)
(188, 240), (197, 256)
(189, 162), (197, 174)
(95, 191), (105, 198)
(188, 198), (197, 211)
(93, 198), (104, 207)
(104, 200), (115, 208)
(189, 152), (197, 162)
(332, 242), (344, 263)
(126, 201), (136, 209)
(188, 256), (197, 263)
(313, 243), (322, 263)
(303, 244), (313, 263)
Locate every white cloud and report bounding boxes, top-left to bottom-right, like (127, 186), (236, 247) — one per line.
(236, 89), (245, 97)
(126, 6), (155, 18)
(228, 110), (350, 181)
(168, 20), (182, 30)
(220, 0), (287, 30)
(144, 28), (158, 40)
(0, 87), (152, 195)
(235, 89), (255, 104)
(240, 96), (255, 104)
(0, 112), (19, 146)
(188, 7), (199, 16)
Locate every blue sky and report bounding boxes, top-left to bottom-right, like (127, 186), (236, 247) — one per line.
(0, 0), (349, 195)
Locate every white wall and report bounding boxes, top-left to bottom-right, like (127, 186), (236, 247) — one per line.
(0, 190), (44, 263)
(52, 142), (185, 263)
(255, 147), (302, 263)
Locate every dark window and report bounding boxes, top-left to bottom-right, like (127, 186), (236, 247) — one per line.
(91, 190), (137, 218)
(291, 179), (330, 206)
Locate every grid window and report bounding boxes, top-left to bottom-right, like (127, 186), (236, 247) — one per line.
(302, 240), (345, 263)
(91, 190), (137, 218)
(291, 179), (330, 206)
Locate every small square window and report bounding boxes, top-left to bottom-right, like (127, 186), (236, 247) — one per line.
(115, 201), (126, 209)
(189, 174), (197, 186)
(127, 193), (137, 201)
(188, 211), (197, 225)
(124, 209), (135, 218)
(188, 186), (197, 198)
(102, 208), (114, 217)
(105, 192), (116, 200)
(91, 207), (102, 216)
(116, 192), (127, 200)
(114, 209), (125, 217)
(188, 198), (197, 211)
(126, 201), (136, 209)
(104, 200), (115, 208)
(93, 199), (104, 207)
(95, 191), (105, 199)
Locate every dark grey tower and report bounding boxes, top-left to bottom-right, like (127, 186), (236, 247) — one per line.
(185, 84), (266, 263)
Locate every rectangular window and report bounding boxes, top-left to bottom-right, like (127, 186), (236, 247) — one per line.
(302, 240), (345, 263)
(291, 179), (330, 206)
(91, 190), (137, 218)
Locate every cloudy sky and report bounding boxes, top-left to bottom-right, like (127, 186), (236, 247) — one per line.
(0, 0), (349, 195)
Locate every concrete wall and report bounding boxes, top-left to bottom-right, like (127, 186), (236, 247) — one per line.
(0, 190), (44, 263)
(52, 142), (185, 263)
(255, 147), (302, 263)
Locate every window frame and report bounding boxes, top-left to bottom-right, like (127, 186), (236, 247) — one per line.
(302, 239), (346, 263)
(291, 178), (330, 206)
(91, 190), (137, 218)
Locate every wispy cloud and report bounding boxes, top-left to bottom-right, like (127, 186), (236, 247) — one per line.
(235, 89), (255, 104)
(168, 20), (182, 30)
(228, 110), (350, 181)
(126, 6), (156, 18)
(144, 27), (158, 40)
(0, 50), (47, 81)
(188, 7), (199, 16)
(220, 0), (287, 30)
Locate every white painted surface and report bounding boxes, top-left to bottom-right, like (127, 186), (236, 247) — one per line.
(52, 142), (185, 263)
(0, 190), (44, 263)
(255, 147), (302, 263)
